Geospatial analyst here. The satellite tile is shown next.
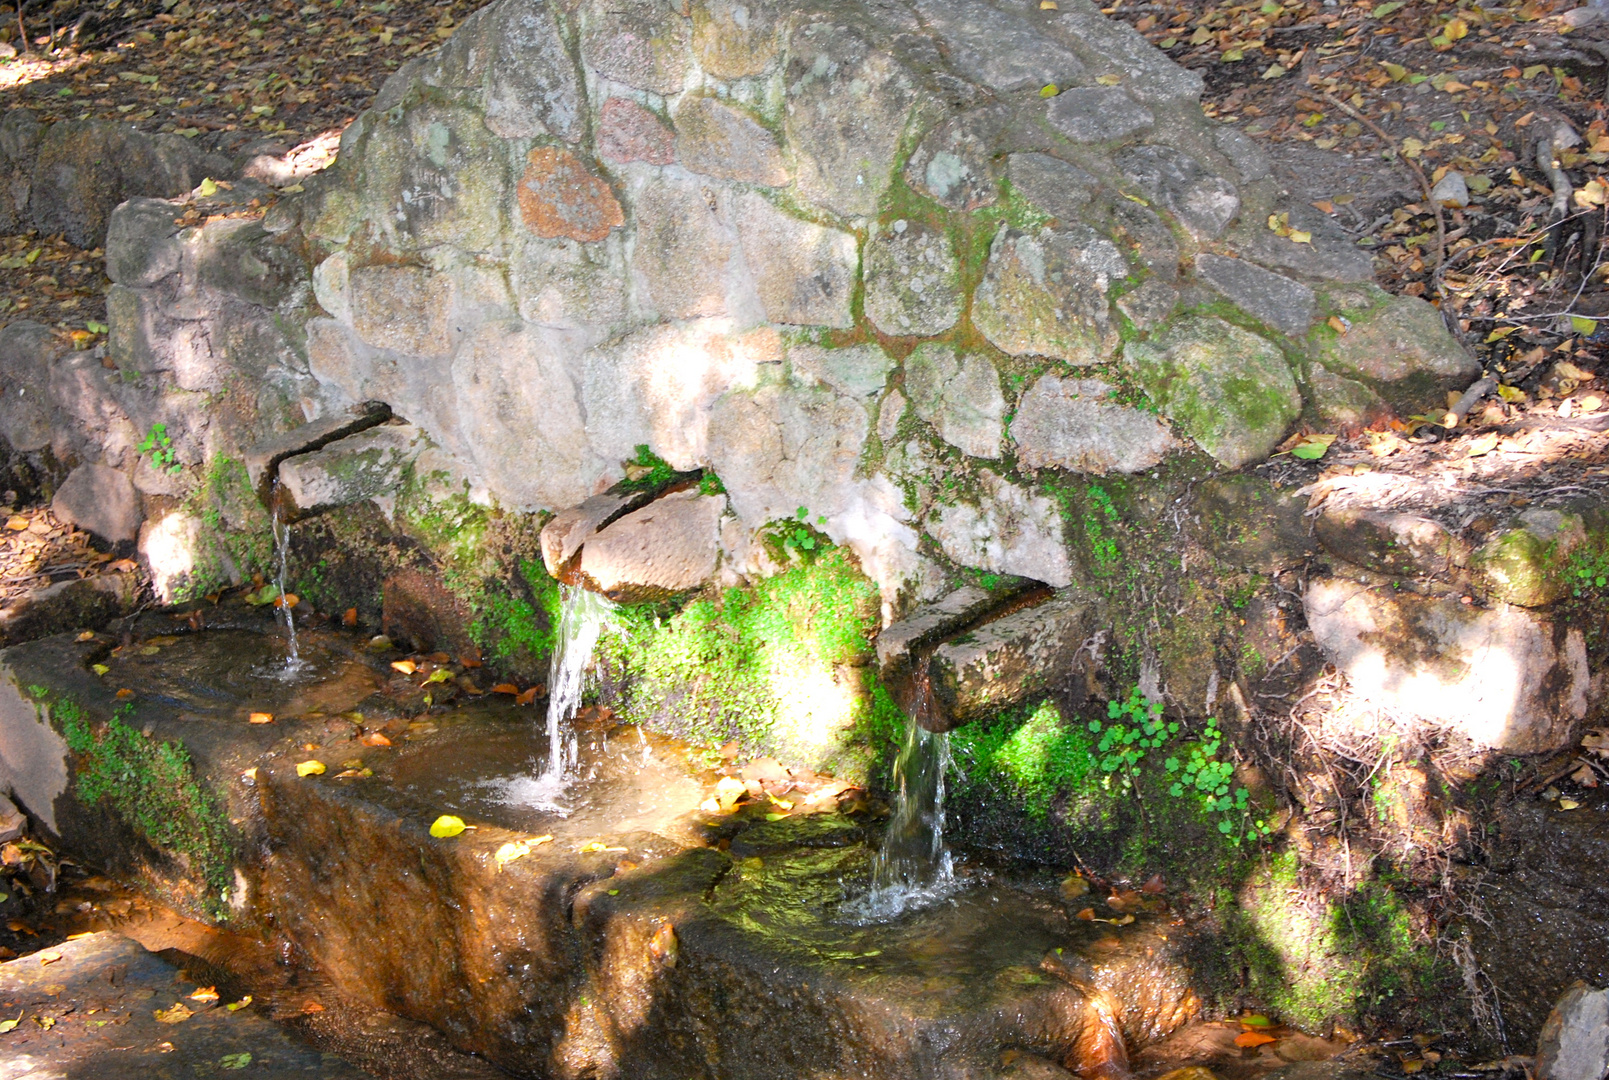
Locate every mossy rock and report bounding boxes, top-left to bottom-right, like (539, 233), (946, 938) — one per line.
(1123, 316), (1301, 469)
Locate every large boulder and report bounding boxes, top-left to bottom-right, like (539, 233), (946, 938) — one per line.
(1303, 575), (1590, 753)
(579, 490), (727, 602)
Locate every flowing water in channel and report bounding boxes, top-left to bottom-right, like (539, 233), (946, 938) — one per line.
(849, 669), (958, 922)
(507, 584), (617, 813)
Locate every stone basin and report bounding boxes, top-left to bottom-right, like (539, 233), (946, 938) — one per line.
(0, 623), (1202, 1080)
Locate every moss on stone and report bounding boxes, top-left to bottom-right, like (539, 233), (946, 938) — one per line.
(54, 694), (237, 919)
(599, 545), (890, 780)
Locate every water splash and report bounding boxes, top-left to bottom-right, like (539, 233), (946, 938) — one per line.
(257, 510), (312, 682)
(511, 585), (616, 813)
(847, 669), (959, 922)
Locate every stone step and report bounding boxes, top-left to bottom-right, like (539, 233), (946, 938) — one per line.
(243, 400), (392, 507)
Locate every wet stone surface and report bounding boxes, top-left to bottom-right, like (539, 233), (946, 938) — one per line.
(0, 931), (365, 1079)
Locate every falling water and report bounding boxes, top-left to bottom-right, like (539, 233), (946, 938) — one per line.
(258, 510), (311, 681)
(848, 668), (957, 921)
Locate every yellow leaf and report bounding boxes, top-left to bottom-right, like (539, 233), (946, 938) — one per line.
(1559, 798), (1581, 810)
(715, 775), (747, 810)
(1484, 326), (1517, 343)
(1221, 49), (1243, 62)
(188, 986), (219, 1003)
(92, 664), (109, 676)
(249, 712), (274, 724)
(225, 996), (252, 1012)
(495, 841), (531, 869)
(1444, 17), (1468, 40)
(1401, 137), (1426, 158)
(391, 659), (417, 675)
(1497, 384), (1527, 403)
(154, 1002), (194, 1024)
(295, 760), (326, 777)
(1040, 83), (1058, 97)
(1095, 74), (1122, 86)
(1465, 432), (1500, 457)
(429, 815), (466, 838)
(1570, 315), (1599, 337)
(1040, 0), (1057, 8)
(578, 840), (628, 853)
(196, 178), (218, 198)
(1261, 63), (1286, 80)
(1289, 230), (1312, 244)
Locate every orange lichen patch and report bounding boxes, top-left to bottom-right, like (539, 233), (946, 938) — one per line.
(517, 146), (624, 243)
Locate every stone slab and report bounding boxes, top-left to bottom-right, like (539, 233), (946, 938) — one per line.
(930, 592), (1095, 726)
(579, 489), (726, 602)
(539, 488), (657, 578)
(0, 931), (366, 1078)
(242, 401), (393, 506)
(1537, 983), (1609, 1080)
(875, 585), (997, 674)
(1009, 376), (1175, 475)
(1196, 254), (1316, 338)
(275, 423), (428, 521)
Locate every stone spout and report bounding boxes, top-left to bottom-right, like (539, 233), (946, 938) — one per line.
(243, 400), (392, 511)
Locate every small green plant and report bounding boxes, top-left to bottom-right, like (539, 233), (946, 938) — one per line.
(1083, 484), (1122, 573)
(782, 506), (827, 555)
(620, 444), (677, 492)
(1087, 686), (1177, 787)
(138, 422), (183, 475)
(1163, 716), (1275, 845)
(699, 471), (726, 497)
(1568, 541), (1609, 597)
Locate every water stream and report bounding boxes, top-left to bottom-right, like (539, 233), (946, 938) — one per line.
(260, 510), (311, 682)
(850, 668), (958, 921)
(505, 584), (616, 813)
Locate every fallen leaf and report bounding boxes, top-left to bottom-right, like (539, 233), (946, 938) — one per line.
(1559, 798), (1582, 811)
(390, 659), (417, 675)
(579, 840), (628, 853)
(225, 996), (252, 1012)
(1060, 873), (1091, 899)
(429, 815), (467, 838)
(220, 1053), (253, 1070)
(75, 631), (96, 642)
(302, 1000), (324, 1013)
(360, 732), (391, 747)
(1465, 432), (1500, 457)
(116, 688), (134, 700)
(154, 1002), (194, 1024)
(1240, 1014), (1274, 1028)
(491, 683), (520, 695)
(0, 1013), (20, 1034)
(1095, 74), (1122, 86)
(295, 760), (326, 777)
(91, 664), (109, 676)
(197, 177), (218, 198)
(649, 922), (678, 967)
(1237, 1030), (1277, 1048)
(515, 686), (539, 706)
(1289, 433), (1337, 460)
(343, 607), (358, 627)
(38, 951), (61, 965)
(715, 775), (747, 811)
(249, 712), (274, 724)
(188, 986), (219, 1003)
(1140, 873), (1165, 894)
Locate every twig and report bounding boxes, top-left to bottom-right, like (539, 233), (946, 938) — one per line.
(1324, 92), (1446, 284)
(1443, 376), (1498, 429)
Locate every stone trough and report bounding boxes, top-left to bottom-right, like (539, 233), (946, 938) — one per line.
(0, 619), (1203, 1080)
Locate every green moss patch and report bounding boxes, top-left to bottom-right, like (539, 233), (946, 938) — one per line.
(54, 694), (236, 917)
(601, 547), (895, 780)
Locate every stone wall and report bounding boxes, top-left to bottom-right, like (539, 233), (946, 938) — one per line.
(1, 0), (1592, 758)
